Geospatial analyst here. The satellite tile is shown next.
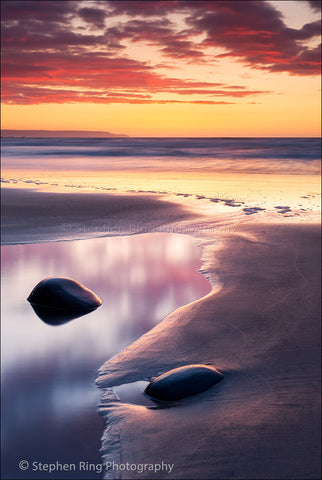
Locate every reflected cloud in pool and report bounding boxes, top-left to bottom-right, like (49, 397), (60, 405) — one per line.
(1, 233), (210, 479)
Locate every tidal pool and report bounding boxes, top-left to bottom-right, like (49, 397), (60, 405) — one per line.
(1, 233), (210, 479)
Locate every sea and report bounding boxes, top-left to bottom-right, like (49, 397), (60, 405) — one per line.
(2, 137), (321, 174)
(2, 137), (320, 215)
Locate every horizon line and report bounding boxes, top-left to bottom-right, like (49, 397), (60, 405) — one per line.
(1, 129), (321, 139)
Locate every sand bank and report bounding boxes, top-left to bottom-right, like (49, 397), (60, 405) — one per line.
(97, 222), (321, 479)
(1, 188), (199, 245)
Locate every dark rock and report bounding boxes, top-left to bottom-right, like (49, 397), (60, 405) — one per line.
(144, 364), (223, 402)
(27, 277), (102, 325)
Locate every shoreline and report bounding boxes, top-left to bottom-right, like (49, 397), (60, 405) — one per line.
(2, 186), (320, 246)
(1, 186), (321, 479)
(1, 187), (257, 248)
(97, 221), (321, 480)
(1, 187), (199, 245)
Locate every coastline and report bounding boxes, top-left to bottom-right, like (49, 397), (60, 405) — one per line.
(1, 186), (321, 479)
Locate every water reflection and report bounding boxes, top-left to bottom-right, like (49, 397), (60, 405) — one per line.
(1, 233), (210, 479)
(29, 302), (94, 324)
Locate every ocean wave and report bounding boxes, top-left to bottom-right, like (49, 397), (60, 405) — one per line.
(2, 137), (321, 160)
(2, 138), (321, 175)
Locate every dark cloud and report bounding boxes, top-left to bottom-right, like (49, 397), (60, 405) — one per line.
(107, 1), (321, 74)
(105, 0), (182, 16)
(2, 24), (109, 51)
(78, 7), (107, 29)
(0, 0), (77, 23)
(107, 18), (206, 61)
(185, 1), (321, 75)
(268, 43), (321, 75)
(1, 0), (320, 105)
(293, 20), (322, 40)
(307, 0), (322, 12)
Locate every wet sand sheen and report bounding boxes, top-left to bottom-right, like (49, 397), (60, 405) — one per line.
(1, 187), (321, 479)
(97, 223), (321, 480)
(1, 188), (199, 245)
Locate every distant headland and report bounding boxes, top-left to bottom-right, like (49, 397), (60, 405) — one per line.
(1, 130), (129, 138)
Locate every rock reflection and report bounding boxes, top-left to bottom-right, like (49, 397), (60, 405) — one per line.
(28, 303), (91, 325)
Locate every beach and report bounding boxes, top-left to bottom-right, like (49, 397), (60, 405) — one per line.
(2, 0), (321, 477)
(98, 220), (320, 479)
(98, 221), (321, 480)
(1, 183), (321, 479)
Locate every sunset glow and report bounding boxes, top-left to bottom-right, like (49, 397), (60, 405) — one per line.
(1, 0), (321, 136)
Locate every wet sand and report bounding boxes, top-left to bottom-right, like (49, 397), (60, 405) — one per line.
(1, 187), (321, 479)
(97, 222), (321, 479)
(1, 188), (198, 244)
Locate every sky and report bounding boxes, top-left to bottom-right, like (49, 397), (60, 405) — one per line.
(1, 0), (321, 137)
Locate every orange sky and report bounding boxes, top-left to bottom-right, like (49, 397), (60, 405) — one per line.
(1, 0), (321, 136)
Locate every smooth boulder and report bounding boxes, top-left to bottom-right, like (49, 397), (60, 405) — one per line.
(27, 277), (102, 325)
(144, 364), (224, 402)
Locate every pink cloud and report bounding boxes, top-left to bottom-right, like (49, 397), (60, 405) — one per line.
(1, 0), (320, 105)
(2, 44), (269, 104)
(1, 84), (235, 105)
